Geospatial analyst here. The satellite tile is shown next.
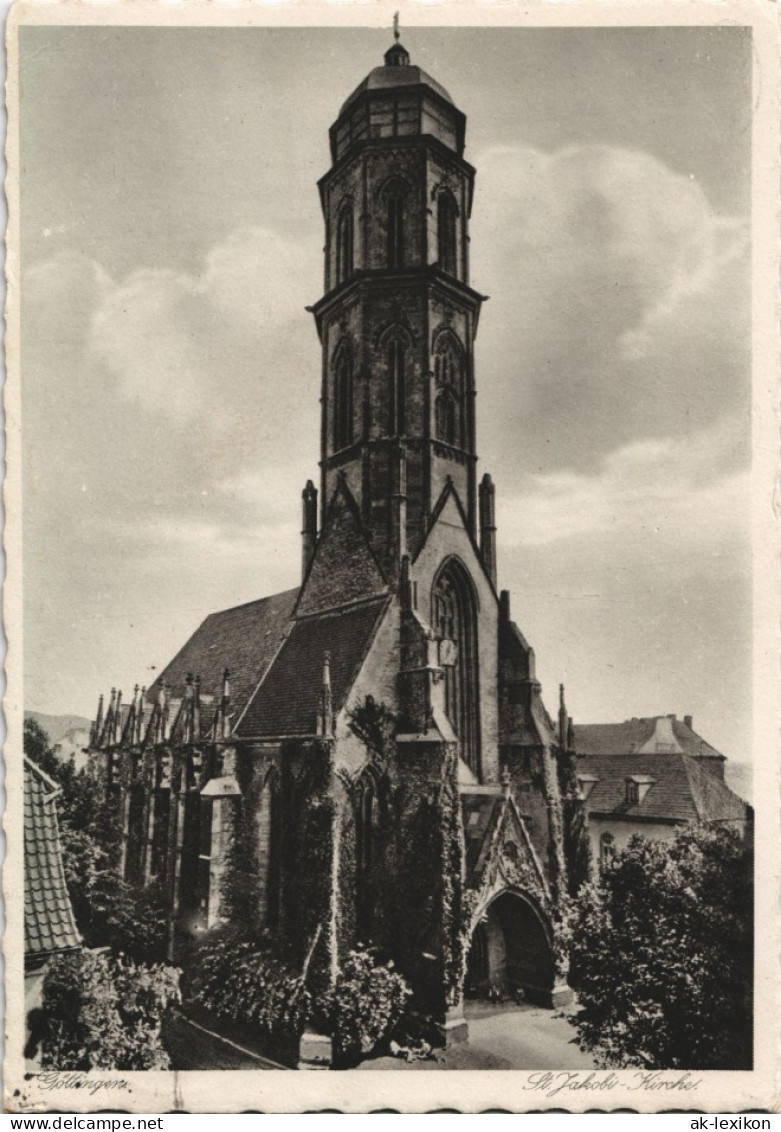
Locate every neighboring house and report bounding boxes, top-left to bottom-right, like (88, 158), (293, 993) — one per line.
(24, 757), (81, 1063)
(573, 715), (752, 867)
(86, 38), (585, 1051)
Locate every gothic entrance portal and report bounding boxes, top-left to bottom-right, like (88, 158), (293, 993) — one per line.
(465, 892), (555, 1007)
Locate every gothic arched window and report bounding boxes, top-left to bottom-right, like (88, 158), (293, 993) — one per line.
(336, 203), (354, 285)
(437, 191), (458, 277)
(433, 558), (480, 777)
(334, 340), (354, 450)
(259, 769), (282, 929)
(355, 768), (383, 941)
(434, 332), (464, 447)
(385, 180), (407, 269)
(387, 336), (406, 436)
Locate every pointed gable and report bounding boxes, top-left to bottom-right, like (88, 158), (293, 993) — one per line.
(296, 480), (387, 617)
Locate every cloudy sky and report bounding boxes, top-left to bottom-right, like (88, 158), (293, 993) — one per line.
(19, 25), (752, 770)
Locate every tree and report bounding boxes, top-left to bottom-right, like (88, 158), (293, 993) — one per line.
(568, 824), (752, 1070)
(40, 950), (180, 1071)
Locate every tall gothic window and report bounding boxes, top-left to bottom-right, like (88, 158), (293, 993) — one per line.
(336, 203), (354, 285)
(258, 770), (282, 929)
(385, 181), (406, 269)
(433, 558), (480, 777)
(434, 332), (464, 447)
(355, 767), (382, 941)
(334, 340), (354, 450)
(437, 191), (458, 276)
(387, 337), (406, 436)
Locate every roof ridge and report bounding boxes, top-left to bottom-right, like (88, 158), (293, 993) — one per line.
(294, 592), (390, 622)
(204, 585), (300, 620)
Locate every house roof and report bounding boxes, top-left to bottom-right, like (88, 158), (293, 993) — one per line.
(148, 587), (299, 718)
(578, 752), (750, 825)
(236, 596), (390, 738)
(24, 758), (81, 962)
(574, 716), (725, 760)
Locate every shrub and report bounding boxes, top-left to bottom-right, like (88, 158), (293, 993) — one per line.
(40, 950), (181, 1071)
(321, 947), (411, 1060)
(187, 933), (411, 1061)
(112, 881), (171, 964)
(568, 824), (752, 1070)
(187, 930), (311, 1038)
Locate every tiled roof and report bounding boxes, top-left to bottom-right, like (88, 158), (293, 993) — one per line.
(148, 587), (299, 718)
(574, 717), (726, 760)
(578, 752), (750, 824)
(237, 596), (390, 738)
(24, 758), (81, 962)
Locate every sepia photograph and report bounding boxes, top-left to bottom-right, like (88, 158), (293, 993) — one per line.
(6, 0), (778, 1113)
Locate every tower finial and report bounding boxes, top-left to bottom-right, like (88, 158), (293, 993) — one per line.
(393, 11), (400, 41)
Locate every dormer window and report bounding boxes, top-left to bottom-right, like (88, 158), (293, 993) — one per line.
(577, 774), (598, 802)
(626, 775), (655, 805)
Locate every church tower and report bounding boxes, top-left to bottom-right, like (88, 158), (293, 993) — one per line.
(310, 38), (487, 578)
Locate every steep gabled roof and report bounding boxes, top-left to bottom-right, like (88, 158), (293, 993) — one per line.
(296, 479), (387, 617)
(24, 758), (81, 962)
(236, 595), (391, 739)
(148, 587), (299, 718)
(574, 718), (663, 756)
(574, 716), (727, 761)
(578, 752), (750, 825)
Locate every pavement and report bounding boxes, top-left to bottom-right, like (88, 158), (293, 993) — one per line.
(358, 1001), (597, 1071)
(164, 1014), (289, 1070)
(165, 1000), (597, 1072)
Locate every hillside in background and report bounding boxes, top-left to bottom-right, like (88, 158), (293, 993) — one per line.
(25, 710), (92, 770)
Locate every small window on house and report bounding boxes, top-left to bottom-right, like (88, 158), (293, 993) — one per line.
(626, 776), (655, 804)
(600, 831), (615, 869)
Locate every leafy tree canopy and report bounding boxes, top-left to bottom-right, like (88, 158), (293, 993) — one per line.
(568, 824), (752, 1070)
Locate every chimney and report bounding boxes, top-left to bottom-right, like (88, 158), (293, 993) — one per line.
(684, 714), (693, 730)
(301, 480), (318, 582)
(479, 473), (497, 588)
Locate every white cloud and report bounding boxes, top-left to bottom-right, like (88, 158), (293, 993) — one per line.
(471, 144), (749, 477)
(88, 226), (317, 428)
(498, 417), (748, 553)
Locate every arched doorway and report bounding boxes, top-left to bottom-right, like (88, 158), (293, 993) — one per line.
(465, 892), (555, 1006)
